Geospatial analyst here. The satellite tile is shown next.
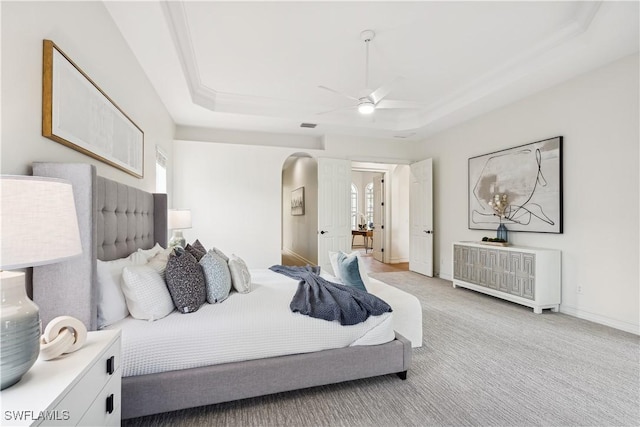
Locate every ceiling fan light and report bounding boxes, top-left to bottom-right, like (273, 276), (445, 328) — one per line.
(358, 101), (375, 114)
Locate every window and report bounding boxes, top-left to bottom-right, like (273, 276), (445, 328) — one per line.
(365, 182), (374, 227)
(351, 183), (358, 229)
(155, 146), (167, 193)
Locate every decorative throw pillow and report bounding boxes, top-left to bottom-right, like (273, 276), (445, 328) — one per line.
(96, 251), (148, 329)
(199, 251), (232, 303)
(328, 251), (371, 289)
(121, 265), (175, 321)
(335, 252), (367, 292)
(192, 239), (207, 254)
(146, 247), (173, 280)
(165, 248), (206, 313)
(211, 247), (229, 263)
(185, 243), (206, 262)
(228, 254), (252, 293)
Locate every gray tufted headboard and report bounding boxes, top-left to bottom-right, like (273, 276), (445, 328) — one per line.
(32, 163), (167, 331)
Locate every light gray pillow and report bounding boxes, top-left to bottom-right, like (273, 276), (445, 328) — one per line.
(211, 247), (229, 263)
(199, 250), (232, 303)
(228, 254), (252, 294)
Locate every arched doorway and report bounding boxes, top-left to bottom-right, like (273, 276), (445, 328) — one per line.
(281, 153), (318, 266)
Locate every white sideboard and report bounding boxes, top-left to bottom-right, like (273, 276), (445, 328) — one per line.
(1, 329), (121, 426)
(452, 241), (561, 313)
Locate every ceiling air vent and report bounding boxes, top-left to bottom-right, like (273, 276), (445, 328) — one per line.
(300, 123), (317, 128)
(394, 132), (416, 139)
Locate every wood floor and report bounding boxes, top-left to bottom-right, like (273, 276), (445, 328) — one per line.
(281, 247), (409, 274)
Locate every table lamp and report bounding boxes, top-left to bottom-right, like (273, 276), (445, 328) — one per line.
(0, 175), (82, 390)
(168, 209), (192, 248)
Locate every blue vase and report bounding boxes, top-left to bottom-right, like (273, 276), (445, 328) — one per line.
(497, 223), (508, 242)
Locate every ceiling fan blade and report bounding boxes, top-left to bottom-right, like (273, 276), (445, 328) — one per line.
(375, 99), (424, 110)
(317, 85), (359, 102)
(369, 76), (404, 104)
(315, 105), (356, 115)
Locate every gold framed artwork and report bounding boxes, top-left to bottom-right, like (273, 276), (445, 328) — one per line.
(42, 40), (144, 178)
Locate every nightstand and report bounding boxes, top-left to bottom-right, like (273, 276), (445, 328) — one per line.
(1, 329), (121, 426)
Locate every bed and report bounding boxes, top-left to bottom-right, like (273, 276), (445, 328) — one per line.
(31, 162), (415, 419)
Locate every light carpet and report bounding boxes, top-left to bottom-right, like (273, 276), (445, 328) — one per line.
(123, 272), (639, 426)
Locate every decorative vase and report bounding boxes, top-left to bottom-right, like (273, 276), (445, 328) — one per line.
(1, 272), (41, 390)
(496, 222), (508, 242)
(169, 230), (186, 248)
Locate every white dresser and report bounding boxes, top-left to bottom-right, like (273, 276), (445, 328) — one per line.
(452, 241), (561, 313)
(1, 329), (121, 426)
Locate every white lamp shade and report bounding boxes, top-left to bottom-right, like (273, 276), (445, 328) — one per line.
(0, 176), (82, 270)
(168, 209), (192, 230)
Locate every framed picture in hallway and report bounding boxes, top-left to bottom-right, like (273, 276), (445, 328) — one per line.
(291, 187), (305, 216)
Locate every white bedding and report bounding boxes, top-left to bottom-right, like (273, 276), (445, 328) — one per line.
(108, 269), (395, 377)
(366, 277), (423, 348)
(320, 272), (423, 348)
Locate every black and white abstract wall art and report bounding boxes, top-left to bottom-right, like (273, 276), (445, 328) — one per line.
(468, 136), (563, 234)
(291, 187), (305, 216)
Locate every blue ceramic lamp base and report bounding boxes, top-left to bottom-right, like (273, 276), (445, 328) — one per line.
(0, 271), (41, 390)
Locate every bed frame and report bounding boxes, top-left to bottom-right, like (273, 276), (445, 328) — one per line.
(32, 163), (412, 419)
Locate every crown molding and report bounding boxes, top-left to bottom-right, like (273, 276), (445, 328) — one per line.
(163, 1), (604, 133)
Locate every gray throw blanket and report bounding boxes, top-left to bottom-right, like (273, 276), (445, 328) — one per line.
(269, 265), (392, 326)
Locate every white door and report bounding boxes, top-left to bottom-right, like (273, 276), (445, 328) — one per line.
(409, 159), (433, 276)
(372, 173), (384, 262)
(317, 158), (352, 274)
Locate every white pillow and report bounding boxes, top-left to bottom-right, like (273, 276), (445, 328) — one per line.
(146, 247), (173, 280)
(328, 251), (371, 288)
(228, 254), (252, 293)
(121, 265), (175, 321)
(137, 243), (164, 261)
(96, 251), (148, 329)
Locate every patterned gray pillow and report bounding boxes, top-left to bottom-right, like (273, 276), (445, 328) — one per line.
(199, 251), (232, 303)
(165, 248), (206, 313)
(228, 254), (252, 294)
(192, 239), (207, 254)
(185, 243), (206, 261)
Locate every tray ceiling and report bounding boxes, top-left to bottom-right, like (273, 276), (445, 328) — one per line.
(106, 1), (639, 142)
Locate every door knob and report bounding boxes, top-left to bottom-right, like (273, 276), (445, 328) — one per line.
(320, 230), (329, 235)
(424, 230), (433, 234)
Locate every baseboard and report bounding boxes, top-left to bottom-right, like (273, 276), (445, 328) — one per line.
(435, 272), (638, 335)
(282, 248), (314, 266)
(560, 305), (639, 335)
(388, 257), (409, 264)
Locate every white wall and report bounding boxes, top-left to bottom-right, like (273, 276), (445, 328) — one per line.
(415, 54), (639, 334)
(282, 157), (318, 264)
(1, 1), (175, 195)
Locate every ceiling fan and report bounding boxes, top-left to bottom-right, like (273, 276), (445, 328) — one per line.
(318, 30), (422, 115)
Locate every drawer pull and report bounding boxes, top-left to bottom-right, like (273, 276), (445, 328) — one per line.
(106, 355), (115, 375)
(106, 394), (114, 414)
